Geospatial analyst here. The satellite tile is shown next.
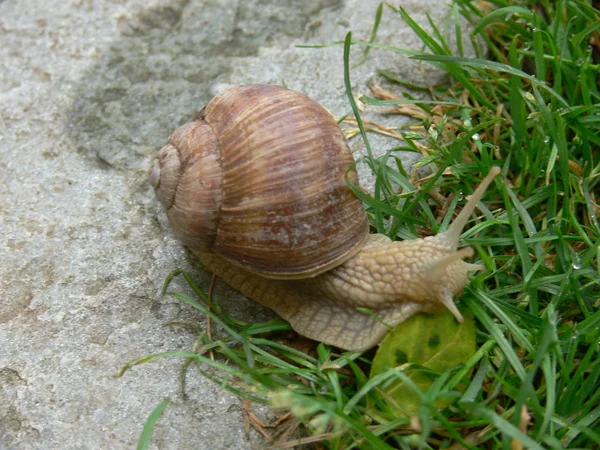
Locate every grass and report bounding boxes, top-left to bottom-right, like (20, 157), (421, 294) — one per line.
(123, 1), (600, 448)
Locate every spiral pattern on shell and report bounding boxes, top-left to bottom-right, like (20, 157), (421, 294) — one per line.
(149, 84), (369, 279)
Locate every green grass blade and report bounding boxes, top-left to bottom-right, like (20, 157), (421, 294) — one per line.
(354, 2), (383, 67)
(137, 398), (170, 450)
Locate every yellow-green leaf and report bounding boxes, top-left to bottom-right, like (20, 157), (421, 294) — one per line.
(369, 310), (476, 417)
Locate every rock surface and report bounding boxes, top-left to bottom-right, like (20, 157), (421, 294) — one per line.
(0, 0), (473, 448)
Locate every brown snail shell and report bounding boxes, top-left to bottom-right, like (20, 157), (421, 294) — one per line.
(149, 84), (369, 279)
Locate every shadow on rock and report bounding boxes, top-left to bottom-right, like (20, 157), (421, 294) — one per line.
(66, 0), (342, 172)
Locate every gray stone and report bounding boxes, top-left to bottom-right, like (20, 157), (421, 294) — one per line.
(0, 0), (474, 448)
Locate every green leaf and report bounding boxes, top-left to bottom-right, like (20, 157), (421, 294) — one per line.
(369, 311), (476, 417)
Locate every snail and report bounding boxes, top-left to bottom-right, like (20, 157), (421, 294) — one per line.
(149, 84), (499, 352)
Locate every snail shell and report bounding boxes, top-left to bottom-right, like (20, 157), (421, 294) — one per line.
(149, 84), (369, 279)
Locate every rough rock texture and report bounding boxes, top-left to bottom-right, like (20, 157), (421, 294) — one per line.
(0, 0), (474, 448)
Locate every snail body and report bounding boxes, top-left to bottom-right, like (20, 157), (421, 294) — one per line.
(150, 84), (499, 351)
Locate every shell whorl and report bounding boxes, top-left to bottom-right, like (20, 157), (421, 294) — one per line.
(149, 120), (223, 251)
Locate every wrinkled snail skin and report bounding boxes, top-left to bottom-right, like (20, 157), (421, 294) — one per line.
(149, 83), (500, 352)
